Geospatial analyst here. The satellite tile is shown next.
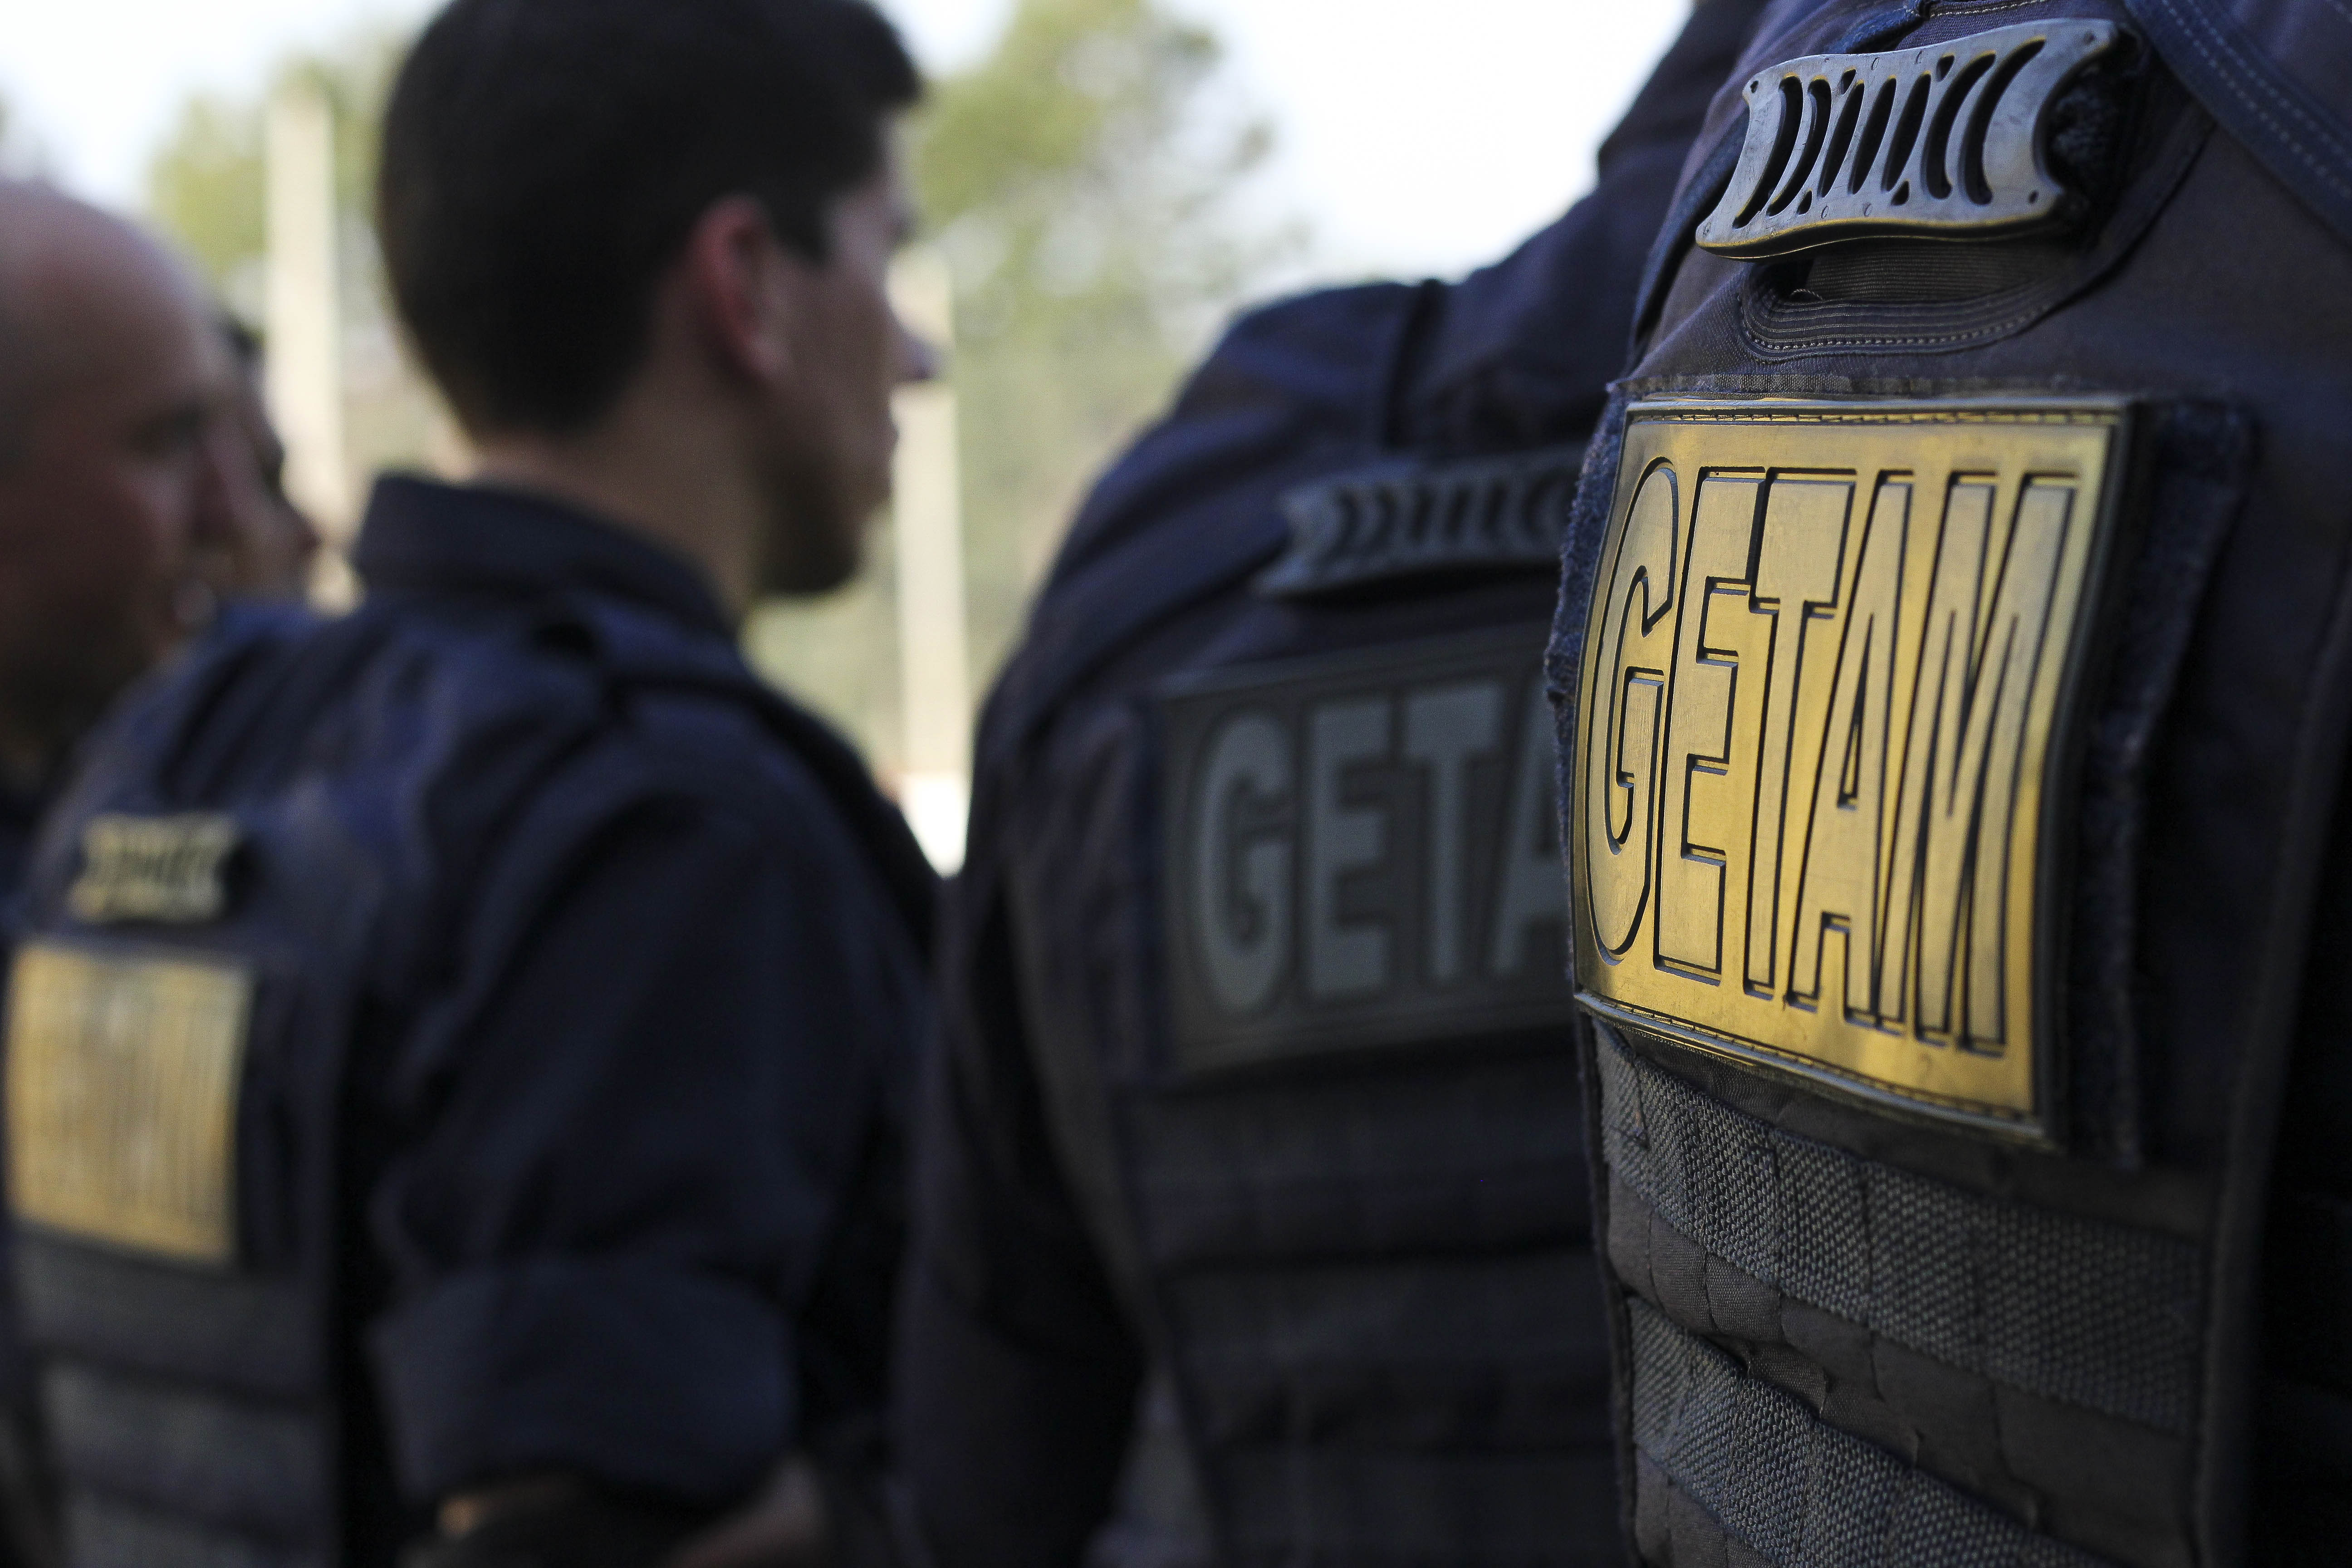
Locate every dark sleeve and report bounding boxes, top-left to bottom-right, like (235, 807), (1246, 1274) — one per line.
(1403, 0), (1774, 456)
(366, 789), (892, 1509)
(894, 865), (1144, 1568)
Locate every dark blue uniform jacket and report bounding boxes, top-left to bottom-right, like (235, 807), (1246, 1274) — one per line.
(893, 2), (1764, 1563)
(29, 477), (934, 1547)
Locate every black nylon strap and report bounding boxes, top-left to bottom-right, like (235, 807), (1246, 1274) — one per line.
(1218, 1446), (1620, 1566)
(1254, 445), (1585, 600)
(1165, 1251), (1612, 1449)
(17, 1235), (314, 1401)
(63, 1490), (319, 1568)
(1594, 1024), (2204, 1433)
(45, 1364), (327, 1543)
(1128, 1055), (1587, 1269)
(1627, 1296), (2112, 1568)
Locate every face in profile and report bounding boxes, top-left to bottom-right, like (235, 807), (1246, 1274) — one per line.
(204, 338), (323, 603)
(752, 142), (935, 597)
(0, 207), (240, 778)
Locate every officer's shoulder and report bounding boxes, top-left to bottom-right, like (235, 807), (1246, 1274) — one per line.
(498, 591), (860, 831)
(1172, 281), (1426, 424)
(182, 593), (770, 821)
(1044, 281), (1426, 587)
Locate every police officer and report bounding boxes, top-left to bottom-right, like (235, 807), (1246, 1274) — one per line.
(1546, 0), (2352, 1561)
(0, 179), (248, 1568)
(3, 4), (936, 1566)
(891, 4), (1765, 1564)
(0, 181), (240, 921)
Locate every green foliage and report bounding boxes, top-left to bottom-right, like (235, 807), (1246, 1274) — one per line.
(147, 95), (265, 294)
(918, 0), (1290, 662)
(144, 39), (401, 304)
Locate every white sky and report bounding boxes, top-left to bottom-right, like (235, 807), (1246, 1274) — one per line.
(0, 0), (1691, 281)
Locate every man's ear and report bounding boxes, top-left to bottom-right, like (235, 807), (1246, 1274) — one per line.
(678, 195), (809, 388)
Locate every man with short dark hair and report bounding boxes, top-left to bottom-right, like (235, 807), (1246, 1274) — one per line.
(3, 5), (935, 1567)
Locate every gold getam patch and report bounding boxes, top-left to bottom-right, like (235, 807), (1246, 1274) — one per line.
(1571, 399), (2130, 1135)
(5, 943), (252, 1264)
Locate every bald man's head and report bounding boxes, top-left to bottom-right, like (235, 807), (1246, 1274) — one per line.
(0, 182), (239, 789)
(0, 202), (56, 473)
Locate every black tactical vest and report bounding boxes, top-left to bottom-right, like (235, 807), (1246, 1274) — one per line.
(4, 642), (382, 1568)
(2, 593), (933, 1568)
(1548, 0), (2352, 1563)
(994, 445), (1617, 1566)
(925, 9), (1779, 1559)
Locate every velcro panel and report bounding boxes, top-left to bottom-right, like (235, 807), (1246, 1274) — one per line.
(1627, 1297), (2112, 1568)
(17, 1234), (315, 1400)
(1595, 1027), (2202, 1432)
(1166, 1249), (1611, 1450)
(1131, 1052), (1587, 1268)
(65, 1489), (321, 1568)
(46, 1363), (328, 1546)
(1215, 1445), (1621, 1568)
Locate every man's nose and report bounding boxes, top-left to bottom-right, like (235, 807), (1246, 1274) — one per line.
(191, 424), (252, 549)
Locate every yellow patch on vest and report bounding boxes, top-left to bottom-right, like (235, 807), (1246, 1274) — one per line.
(1571, 397), (2130, 1137)
(5, 943), (252, 1264)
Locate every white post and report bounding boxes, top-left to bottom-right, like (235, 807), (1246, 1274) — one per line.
(888, 248), (972, 872)
(265, 77), (353, 606)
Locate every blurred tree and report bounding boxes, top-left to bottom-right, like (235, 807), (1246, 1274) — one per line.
(147, 94), (264, 306)
(147, 45), (395, 296)
(145, 37), (458, 520)
(921, 0), (1296, 668)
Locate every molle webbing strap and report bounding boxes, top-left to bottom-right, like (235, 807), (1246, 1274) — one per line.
(1595, 1029), (2204, 1433)
(1216, 1446), (1621, 1566)
(1126, 1055), (1587, 1269)
(1627, 1297), (2110, 1568)
(18, 1235), (333, 1564)
(17, 1235), (315, 1398)
(1253, 446), (1586, 600)
(1162, 1250), (1609, 1442)
(46, 1365), (327, 1544)
(62, 1490), (321, 1568)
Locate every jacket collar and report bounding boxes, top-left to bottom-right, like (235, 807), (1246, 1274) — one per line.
(352, 475), (732, 638)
